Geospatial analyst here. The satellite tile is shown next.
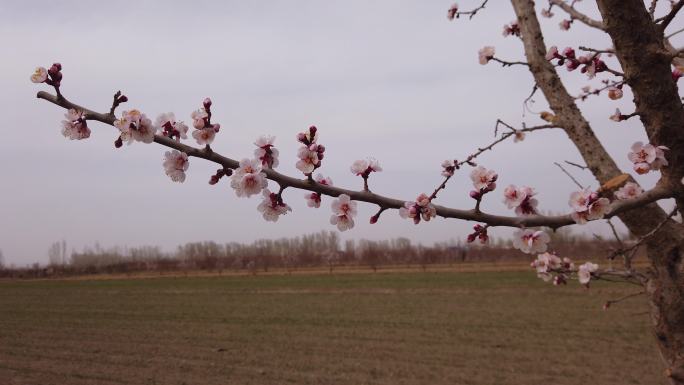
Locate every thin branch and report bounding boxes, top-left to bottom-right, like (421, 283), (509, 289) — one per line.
(490, 57), (530, 67)
(453, 0), (490, 20)
(606, 207), (679, 260)
(649, 0), (659, 20)
(604, 291), (646, 309)
(564, 160), (588, 170)
(430, 121), (555, 201)
(579, 46), (614, 55)
(657, 0), (684, 30)
(549, 0), (606, 30)
(36, 90), (673, 230)
(666, 26), (684, 38)
(554, 162), (584, 189)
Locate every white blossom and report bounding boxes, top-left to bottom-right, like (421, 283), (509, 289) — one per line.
(513, 229), (550, 254)
(578, 262), (599, 285)
(230, 158), (268, 198)
(162, 150), (189, 183)
(31, 67), (48, 83)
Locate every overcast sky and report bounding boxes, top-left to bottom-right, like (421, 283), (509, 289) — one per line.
(0, 1), (680, 266)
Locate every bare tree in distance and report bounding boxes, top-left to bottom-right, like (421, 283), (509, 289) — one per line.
(30, 1), (684, 383)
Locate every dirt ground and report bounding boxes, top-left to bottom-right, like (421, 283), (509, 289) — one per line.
(0, 270), (665, 385)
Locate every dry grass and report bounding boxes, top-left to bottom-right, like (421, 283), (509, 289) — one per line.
(0, 270), (664, 385)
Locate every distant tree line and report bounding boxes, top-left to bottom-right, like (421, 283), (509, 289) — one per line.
(0, 229), (641, 279)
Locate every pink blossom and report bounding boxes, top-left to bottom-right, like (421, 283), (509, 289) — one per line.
(30, 67), (48, 83)
(615, 182), (643, 200)
(568, 188), (610, 224)
(478, 46), (495, 65)
(541, 8), (554, 18)
(191, 109), (209, 129)
(467, 224), (489, 244)
(257, 189), (291, 222)
(156, 113), (188, 141)
(503, 185), (538, 216)
(330, 194), (357, 231)
(545, 46), (559, 61)
(399, 193), (437, 224)
(609, 108), (622, 122)
(192, 127), (216, 146)
(162, 150), (189, 183)
(531, 252), (562, 280)
(114, 109), (157, 145)
(502, 21), (520, 37)
(513, 229), (550, 254)
(60, 109), (91, 140)
(447, 3), (458, 20)
(296, 146), (319, 175)
(254, 135), (280, 168)
(470, 166), (498, 191)
(350, 158), (382, 177)
(441, 159), (458, 177)
(578, 262), (598, 285)
(628, 141), (669, 174)
(559, 19), (571, 30)
(230, 158), (267, 198)
(295, 126), (324, 175)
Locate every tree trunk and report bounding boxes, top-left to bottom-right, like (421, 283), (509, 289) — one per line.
(594, 2), (684, 383)
(511, 1), (684, 383)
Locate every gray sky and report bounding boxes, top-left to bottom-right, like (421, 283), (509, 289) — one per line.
(1, 0), (678, 265)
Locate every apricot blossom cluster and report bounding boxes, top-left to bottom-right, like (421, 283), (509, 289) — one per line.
(157, 113), (189, 141)
(399, 193), (437, 224)
(530, 253), (598, 286)
(628, 141), (669, 175)
(545, 46), (608, 79)
(191, 98), (220, 146)
(467, 224), (489, 244)
(296, 126), (325, 176)
(568, 188), (610, 224)
(503, 185), (538, 216)
(469, 166), (498, 202)
(30, 63), (62, 88)
(113, 109), (157, 146)
(257, 189), (292, 222)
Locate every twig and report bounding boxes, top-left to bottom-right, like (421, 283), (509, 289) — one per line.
(490, 57), (529, 67)
(554, 162), (584, 189)
(453, 0), (490, 20)
(649, 0), (659, 20)
(657, 0), (684, 30)
(549, 0), (606, 30)
(666, 26), (684, 38)
(579, 46), (615, 55)
(604, 291), (646, 309)
(606, 207), (679, 260)
(564, 160), (588, 170)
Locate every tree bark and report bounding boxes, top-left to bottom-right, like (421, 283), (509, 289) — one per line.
(511, 0), (684, 383)
(595, 1), (684, 383)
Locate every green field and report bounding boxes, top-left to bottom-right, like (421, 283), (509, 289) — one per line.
(0, 270), (664, 385)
